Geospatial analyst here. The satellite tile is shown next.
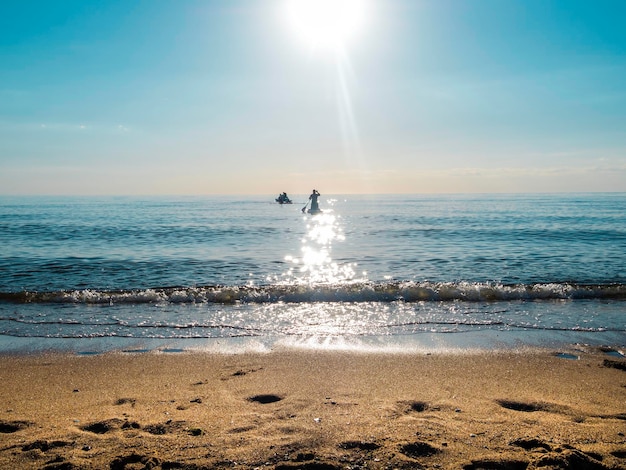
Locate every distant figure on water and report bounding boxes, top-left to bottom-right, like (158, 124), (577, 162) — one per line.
(276, 192), (292, 204)
(308, 189), (321, 214)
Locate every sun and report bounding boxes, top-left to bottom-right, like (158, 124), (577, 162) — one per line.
(284, 0), (367, 51)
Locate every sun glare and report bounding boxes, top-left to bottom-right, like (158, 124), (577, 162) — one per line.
(284, 0), (367, 51)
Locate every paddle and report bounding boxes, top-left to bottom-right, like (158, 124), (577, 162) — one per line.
(301, 200), (309, 213)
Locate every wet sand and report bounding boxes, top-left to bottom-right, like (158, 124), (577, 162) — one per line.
(1, 348), (625, 469)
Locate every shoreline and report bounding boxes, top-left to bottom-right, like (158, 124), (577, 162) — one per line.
(1, 327), (624, 357)
(1, 348), (625, 469)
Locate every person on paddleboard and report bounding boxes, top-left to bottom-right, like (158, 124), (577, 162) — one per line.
(309, 189), (320, 213)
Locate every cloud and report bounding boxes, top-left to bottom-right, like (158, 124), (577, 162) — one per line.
(0, 121), (132, 133)
(429, 164), (626, 179)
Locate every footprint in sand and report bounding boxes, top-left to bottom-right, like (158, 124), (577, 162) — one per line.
(0, 420), (31, 433)
(509, 437), (552, 451)
(81, 418), (129, 434)
(110, 454), (160, 470)
(114, 398), (136, 406)
(248, 394), (283, 404)
(534, 450), (610, 470)
(81, 418), (140, 434)
(21, 440), (72, 452)
(339, 441), (381, 451)
(495, 399), (567, 414)
(407, 400), (429, 412)
(399, 441), (441, 459)
(463, 458), (529, 470)
(603, 359), (626, 371)
(274, 463), (340, 470)
(144, 420), (187, 435)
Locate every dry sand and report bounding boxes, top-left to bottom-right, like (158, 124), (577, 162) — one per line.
(0, 347), (625, 469)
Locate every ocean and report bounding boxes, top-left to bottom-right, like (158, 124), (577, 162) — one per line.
(0, 193), (624, 354)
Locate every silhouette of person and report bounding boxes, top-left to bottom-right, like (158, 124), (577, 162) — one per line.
(309, 189), (320, 213)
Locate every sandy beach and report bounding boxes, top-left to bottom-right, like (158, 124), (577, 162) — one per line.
(1, 348), (625, 470)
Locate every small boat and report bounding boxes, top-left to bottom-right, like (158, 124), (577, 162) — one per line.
(276, 193), (292, 204)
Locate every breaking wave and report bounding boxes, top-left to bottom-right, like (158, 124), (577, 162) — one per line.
(1, 281), (625, 305)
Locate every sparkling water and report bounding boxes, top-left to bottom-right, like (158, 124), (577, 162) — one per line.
(0, 194), (624, 353)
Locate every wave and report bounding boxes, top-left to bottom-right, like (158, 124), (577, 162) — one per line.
(1, 281), (625, 305)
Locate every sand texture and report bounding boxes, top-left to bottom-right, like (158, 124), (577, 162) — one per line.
(1, 348), (625, 469)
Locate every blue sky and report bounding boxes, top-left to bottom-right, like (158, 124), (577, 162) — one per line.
(1, 0), (625, 195)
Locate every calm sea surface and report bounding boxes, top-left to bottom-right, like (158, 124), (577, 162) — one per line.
(0, 194), (624, 353)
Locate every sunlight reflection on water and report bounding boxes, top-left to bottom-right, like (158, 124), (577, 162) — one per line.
(280, 208), (364, 285)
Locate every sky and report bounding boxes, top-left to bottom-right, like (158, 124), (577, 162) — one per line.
(1, 0), (625, 195)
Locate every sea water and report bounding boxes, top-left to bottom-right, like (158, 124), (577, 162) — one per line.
(0, 194), (624, 353)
